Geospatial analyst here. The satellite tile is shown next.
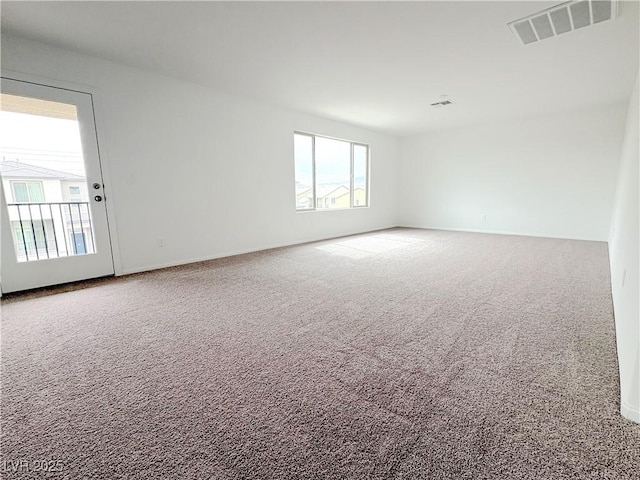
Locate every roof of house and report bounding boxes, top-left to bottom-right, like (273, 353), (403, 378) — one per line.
(316, 185), (348, 199)
(0, 160), (85, 180)
(297, 184), (366, 200)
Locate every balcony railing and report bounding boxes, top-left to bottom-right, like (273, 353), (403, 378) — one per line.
(6, 202), (95, 262)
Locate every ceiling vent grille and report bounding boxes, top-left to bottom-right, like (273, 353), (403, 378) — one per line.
(430, 99), (454, 107)
(508, 0), (619, 46)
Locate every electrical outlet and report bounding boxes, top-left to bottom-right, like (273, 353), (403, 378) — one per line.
(158, 238), (165, 248)
(481, 214), (487, 222)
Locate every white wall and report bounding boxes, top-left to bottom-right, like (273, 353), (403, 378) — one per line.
(399, 106), (626, 241)
(1, 35), (399, 275)
(609, 73), (640, 424)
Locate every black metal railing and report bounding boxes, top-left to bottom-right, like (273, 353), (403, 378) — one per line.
(6, 202), (95, 262)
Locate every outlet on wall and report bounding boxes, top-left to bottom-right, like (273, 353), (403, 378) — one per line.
(481, 214), (487, 222)
(158, 238), (165, 248)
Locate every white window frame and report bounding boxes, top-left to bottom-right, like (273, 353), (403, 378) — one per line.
(294, 132), (370, 212)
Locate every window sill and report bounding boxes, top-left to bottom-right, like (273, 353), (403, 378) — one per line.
(296, 206), (370, 213)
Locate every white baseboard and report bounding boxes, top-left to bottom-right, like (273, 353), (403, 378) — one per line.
(122, 224), (606, 276)
(621, 401), (640, 424)
(397, 223), (607, 243)
(119, 225), (397, 276)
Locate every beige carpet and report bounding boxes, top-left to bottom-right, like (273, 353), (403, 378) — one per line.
(2, 228), (639, 479)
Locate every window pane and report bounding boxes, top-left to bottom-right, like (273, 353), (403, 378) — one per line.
(0, 94), (98, 261)
(353, 145), (368, 207)
(13, 223), (27, 257)
(315, 136), (350, 209)
(13, 182), (28, 203)
(27, 182), (45, 202)
(33, 220), (46, 249)
(294, 133), (313, 210)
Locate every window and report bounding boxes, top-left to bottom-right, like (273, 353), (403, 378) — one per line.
(12, 220), (49, 260)
(11, 181), (45, 203)
(294, 132), (369, 211)
(69, 186), (81, 195)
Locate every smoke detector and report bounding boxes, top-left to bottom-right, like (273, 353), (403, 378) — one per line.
(508, 0), (619, 46)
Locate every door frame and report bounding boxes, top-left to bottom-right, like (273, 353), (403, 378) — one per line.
(0, 70), (122, 293)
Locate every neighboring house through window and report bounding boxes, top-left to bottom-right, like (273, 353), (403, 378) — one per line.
(1, 160), (96, 261)
(294, 132), (369, 211)
(12, 220), (56, 259)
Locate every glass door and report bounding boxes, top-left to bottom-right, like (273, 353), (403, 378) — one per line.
(0, 78), (114, 293)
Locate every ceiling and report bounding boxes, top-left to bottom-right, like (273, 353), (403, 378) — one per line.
(1, 1), (638, 136)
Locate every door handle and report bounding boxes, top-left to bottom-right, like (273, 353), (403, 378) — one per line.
(94, 195), (103, 202)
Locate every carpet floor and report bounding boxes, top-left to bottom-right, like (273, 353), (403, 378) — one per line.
(1, 228), (639, 479)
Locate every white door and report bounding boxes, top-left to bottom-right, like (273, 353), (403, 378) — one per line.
(0, 78), (114, 293)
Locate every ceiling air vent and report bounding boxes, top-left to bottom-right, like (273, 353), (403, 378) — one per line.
(430, 99), (454, 107)
(508, 0), (619, 46)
